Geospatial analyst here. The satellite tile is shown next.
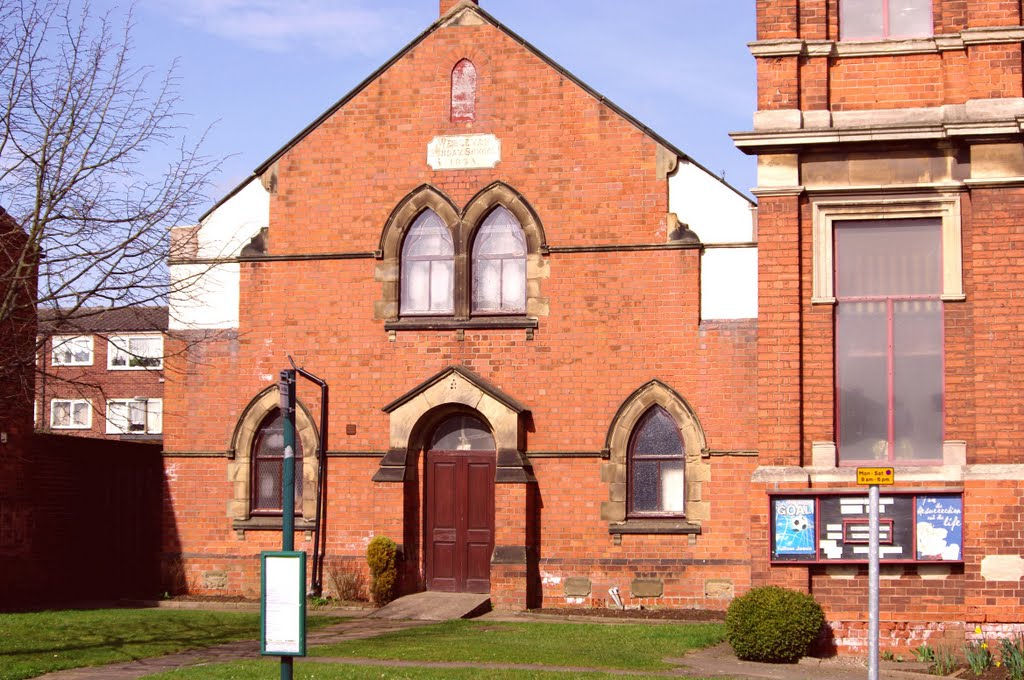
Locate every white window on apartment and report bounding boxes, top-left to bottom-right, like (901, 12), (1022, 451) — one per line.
(51, 335), (94, 366)
(107, 334), (163, 370)
(105, 398), (163, 435)
(840, 0), (932, 40)
(50, 399), (92, 429)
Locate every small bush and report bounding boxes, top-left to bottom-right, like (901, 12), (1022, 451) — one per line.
(327, 563), (367, 602)
(366, 536), (399, 607)
(725, 586), (825, 663)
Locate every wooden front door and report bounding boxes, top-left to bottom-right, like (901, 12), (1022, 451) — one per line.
(425, 449), (495, 593)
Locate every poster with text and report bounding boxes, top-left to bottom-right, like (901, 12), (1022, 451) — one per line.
(773, 498), (817, 558)
(916, 495), (963, 561)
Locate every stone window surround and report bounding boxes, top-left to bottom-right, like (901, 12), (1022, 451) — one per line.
(601, 380), (709, 534)
(810, 192), (964, 470)
(227, 385), (320, 528)
(375, 182), (549, 329)
(374, 365), (532, 484)
(810, 192), (963, 305)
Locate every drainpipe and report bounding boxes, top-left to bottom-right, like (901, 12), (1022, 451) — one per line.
(288, 356), (329, 596)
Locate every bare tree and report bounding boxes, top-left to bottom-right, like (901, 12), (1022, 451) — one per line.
(0, 0), (218, 401)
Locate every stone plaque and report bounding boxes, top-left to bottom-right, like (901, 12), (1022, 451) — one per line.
(427, 134), (501, 170)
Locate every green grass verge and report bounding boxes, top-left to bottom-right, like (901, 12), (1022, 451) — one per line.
(0, 608), (339, 680)
(310, 620), (725, 671)
(146, 659), (710, 679)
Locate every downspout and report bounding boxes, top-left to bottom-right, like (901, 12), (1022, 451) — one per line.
(288, 356), (329, 596)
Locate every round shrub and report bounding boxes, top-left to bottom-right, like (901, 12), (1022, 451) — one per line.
(725, 586), (825, 663)
(366, 535), (398, 607)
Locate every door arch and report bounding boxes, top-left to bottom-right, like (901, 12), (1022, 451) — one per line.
(424, 413), (495, 593)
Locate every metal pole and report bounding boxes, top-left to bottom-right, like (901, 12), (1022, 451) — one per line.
(279, 369), (296, 680)
(868, 484), (880, 680)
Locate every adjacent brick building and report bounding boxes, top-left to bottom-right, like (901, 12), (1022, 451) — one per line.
(36, 306), (167, 441)
(733, 0), (1024, 655)
(164, 0), (758, 608)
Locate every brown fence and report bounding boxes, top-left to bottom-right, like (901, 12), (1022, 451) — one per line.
(0, 433), (162, 609)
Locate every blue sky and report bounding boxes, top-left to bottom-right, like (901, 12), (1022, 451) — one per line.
(101, 0), (757, 211)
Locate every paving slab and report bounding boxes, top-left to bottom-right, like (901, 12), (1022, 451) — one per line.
(368, 591), (491, 620)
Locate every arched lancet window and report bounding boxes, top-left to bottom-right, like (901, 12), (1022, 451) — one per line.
(252, 408), (303, 515)
(451, 59), (477, 123)
(472, 206), (526, 314)
(431, 414), (495, 451)
(402, 210), (454, 315)
(628, 406), (685, 517)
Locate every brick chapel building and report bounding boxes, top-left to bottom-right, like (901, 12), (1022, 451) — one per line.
(164, 0), (1024, 652)
(164, 0), (757, 610)
(733, 0), (1024, 654)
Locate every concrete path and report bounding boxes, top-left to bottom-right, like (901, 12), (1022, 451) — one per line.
(34, 609), (940, 680)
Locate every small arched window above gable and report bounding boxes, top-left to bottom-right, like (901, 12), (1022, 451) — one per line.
(472, 207), (526, 314)
(401, 209), (455, 315)
(451, 59), (477, 123)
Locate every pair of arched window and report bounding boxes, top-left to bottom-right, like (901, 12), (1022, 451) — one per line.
(401, 207), (526, 316)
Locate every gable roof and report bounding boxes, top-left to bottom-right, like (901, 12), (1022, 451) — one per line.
(38, 306), (169, 335)
(201, 2), (751, 222)
(382, 364), (529, 415)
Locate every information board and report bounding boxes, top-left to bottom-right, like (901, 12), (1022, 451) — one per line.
(261, 551), (306, 656)
(770, 492), (963, 564)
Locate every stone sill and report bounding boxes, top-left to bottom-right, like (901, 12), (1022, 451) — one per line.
(232, 517), (316, 532)
(608, 519), (702, 535)
(385, 317), (538, 332)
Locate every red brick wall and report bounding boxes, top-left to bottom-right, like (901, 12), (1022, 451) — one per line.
(162, 17), (758, 606)
(750, 0), (1024, 655)
(755, 1), (1024, 114)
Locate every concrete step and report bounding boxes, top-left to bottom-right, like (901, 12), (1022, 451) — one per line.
(369, 591), (491, 621)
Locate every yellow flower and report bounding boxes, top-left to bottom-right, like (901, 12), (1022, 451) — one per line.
(997, 660), (1003, 667)
(976, 626), (984, 634)
(982, 642), (988, 650)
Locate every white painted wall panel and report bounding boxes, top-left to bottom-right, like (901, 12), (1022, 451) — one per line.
(701, 247), (758, 320)
(669, 161), (754, 243)
(168, 179), (269, 330)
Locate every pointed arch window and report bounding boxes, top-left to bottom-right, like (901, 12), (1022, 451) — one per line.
(251, 407), (303, 515)
(472, 207), (526, 314)
(401, 210), (454, 315)
(628, 406), (685, 517)
(451, 59), (477, 123)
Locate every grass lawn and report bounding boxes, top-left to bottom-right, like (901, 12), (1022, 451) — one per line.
(310, 620), (726, 671)
(0, 608), (339, 680)
(146, 660), (709, 679)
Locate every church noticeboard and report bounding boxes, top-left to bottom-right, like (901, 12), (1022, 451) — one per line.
(770, 491), (963, 564)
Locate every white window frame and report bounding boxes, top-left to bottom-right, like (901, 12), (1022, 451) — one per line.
(811, 193), (963, 305)
(51, 335), (94, 367)
(105, 398), (163, 435)
(50, 399), (92, 429)
(107, 334), (164, 370)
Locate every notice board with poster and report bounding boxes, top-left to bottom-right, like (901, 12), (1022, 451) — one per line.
(770, 491), (963, 565)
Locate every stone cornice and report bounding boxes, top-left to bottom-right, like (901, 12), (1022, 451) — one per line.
(733, 99), (1024, 152)
(749, 26), (1024, 60)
